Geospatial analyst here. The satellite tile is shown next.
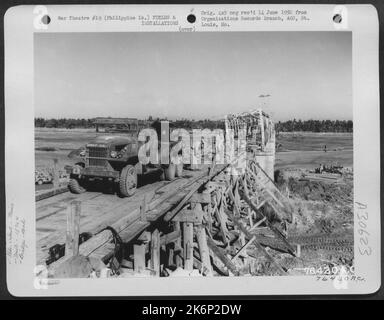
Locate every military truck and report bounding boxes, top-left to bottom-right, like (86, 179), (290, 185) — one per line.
(67, 120), (183, 197)
(35, 170), (52, 185)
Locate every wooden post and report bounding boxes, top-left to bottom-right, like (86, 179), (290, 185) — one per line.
(183, 222), (194, 271)
(140, 196), (147, 222)
(259, 109), (265, 151)
(296, 244), (301, 258)
(134, 244), (146, 273)
(248, 208), (253, 227)
(52, 158), (59, 188)
(167, 246), (175, 268)
(65, 201), (81, 257)
(215, 199), (230, 245)
(174, 222), (183, 268)
(196, 225), (213, 276)
(150, 229), (160, 276)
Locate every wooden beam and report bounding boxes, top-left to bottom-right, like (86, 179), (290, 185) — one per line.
(231, 236), (256, 261)
(196, 226), (213, 276)
(140, 195), (148, 222)
(259, 109), (265, 150)
(190, 193), (211, 204)
(206, 237), (239, 276)
(296, 244), (301, 258)
(137, 231), (151, 243)
(50, 165), (230, 274)
(172, 208), (204, 224)
(241, 191), (295, 255)
(183, 222), (194, 270)
(160, 230), (181, 246)
(250, 217), (267, 231)
(203, 182), (216, 194)
(264, 188), (284, 208)
(230, 215), (287, 275)
(65, 201), (81, 258)
(256, 199), (267, 210)
(213, 198), (230, 244)
(49, 170), (211, 272)
(227, 188), (241, 216)
(134, 243), (146, 273)
(174, 222), (183, 268)
(164, 165), (229, 222)
(164, 187), (200, 222)
(52, 158), (59, 188)
(35, 185), (68, 202)
(150, 229), (160, 276)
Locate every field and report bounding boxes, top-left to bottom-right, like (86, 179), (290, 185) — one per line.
(276, 132), (353, 170)
(35, 128), (353, 197)
(35, 128), (97, 170)
(35, 128), (353, 168)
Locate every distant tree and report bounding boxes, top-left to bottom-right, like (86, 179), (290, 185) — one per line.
(34, 117), (352, 133)
(275, 119), (353, 133)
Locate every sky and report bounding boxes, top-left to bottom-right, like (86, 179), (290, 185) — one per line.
(35, 32), (352, 121)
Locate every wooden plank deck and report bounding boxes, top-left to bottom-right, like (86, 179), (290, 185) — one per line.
(42, 167), (218, 271)
(36, 170), (207, 265)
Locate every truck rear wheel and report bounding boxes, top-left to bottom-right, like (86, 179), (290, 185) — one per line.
(164, 164), (176, 181)
(175, 163), (183, 177)
(119, 164), (137, 197)
(68, 178), (86, 194)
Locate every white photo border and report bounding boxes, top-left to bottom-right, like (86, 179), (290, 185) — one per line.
(4, 4), (380, 296)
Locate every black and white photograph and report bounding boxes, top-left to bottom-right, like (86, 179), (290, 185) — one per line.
(4, 4), (380, 296)
(34, 31), (354, 278)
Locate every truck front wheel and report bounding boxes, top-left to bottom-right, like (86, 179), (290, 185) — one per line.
(119, 165), (137, 197)
(68, 178), (86, 194)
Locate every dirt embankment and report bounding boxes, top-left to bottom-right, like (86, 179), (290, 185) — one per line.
(273, 170), (354, 273)
(287, 178), (352, 204)
(280, 174), (353, 235)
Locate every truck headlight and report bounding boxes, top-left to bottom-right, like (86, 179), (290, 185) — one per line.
(79, 150), (86, 157)
(73, 167), (81, 174)
(110, 151), (117, 158)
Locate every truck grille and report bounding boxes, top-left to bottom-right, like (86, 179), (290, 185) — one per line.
(87, 146), (108, 167)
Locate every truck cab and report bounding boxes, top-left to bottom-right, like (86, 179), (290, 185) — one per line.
(67, 127), (183, 197)
(68, 135), (142, 197)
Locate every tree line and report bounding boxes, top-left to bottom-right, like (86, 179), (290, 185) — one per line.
(35, 118), (94, 129)
(35, 117), (352, 132)
(34, 117), (225, 130)
(275, 119), (352, 133)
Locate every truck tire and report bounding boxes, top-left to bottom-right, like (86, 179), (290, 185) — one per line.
(175, 163), (183, 177)
(68, 178), (86, 194)
(164, 164), (176, 181)
(119, 164), (137, 197)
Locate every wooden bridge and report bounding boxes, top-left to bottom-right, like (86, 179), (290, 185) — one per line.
(36, 109), (299, 278)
